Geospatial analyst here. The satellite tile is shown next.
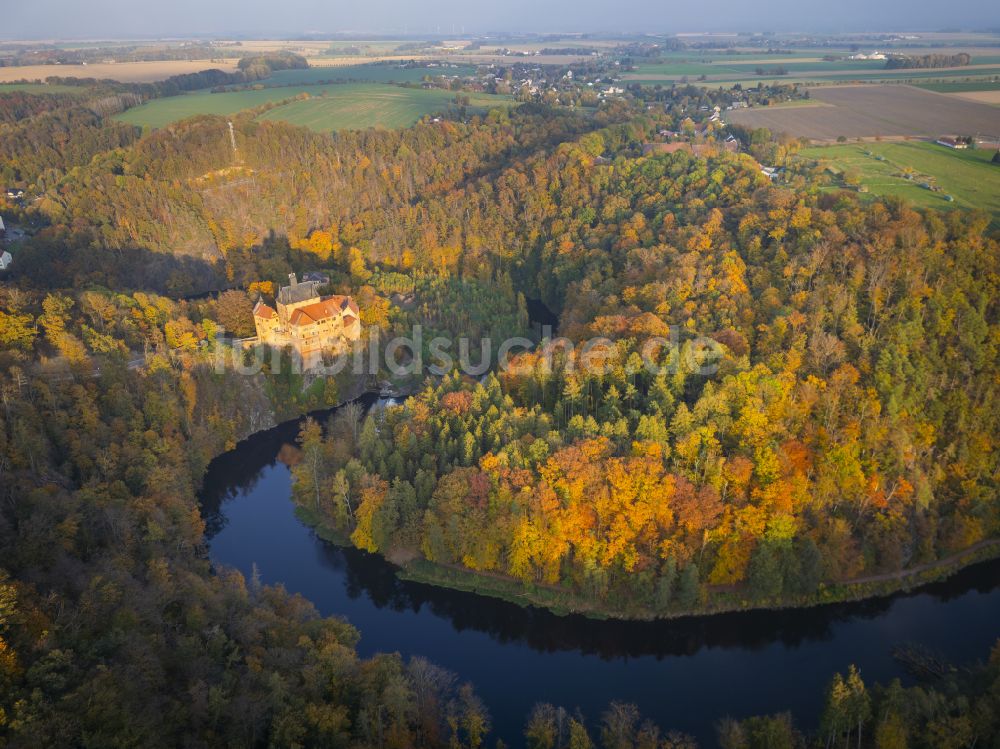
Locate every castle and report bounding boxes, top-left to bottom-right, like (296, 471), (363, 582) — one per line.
(252, 274), (361, 357)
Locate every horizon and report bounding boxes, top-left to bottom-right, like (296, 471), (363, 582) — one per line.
(3, 28), (1000, 41)
(5, 0), (1000, 40)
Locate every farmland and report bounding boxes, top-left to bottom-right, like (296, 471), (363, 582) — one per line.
(948, 90), (1000, 105)
(624, 51), (1000, 87)
(728, 85), (1000, 141)
(116, 82), (510, 131)
(797, 141), (1000, 222)
(0, 59), (240, 83)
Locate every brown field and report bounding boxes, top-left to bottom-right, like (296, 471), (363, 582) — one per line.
(219, 40), (339, 54)
(0, 59), (240, 83)
(952, 90), (1000, 105)
(309, 52), (588, 67)
(728, 85), (1000, 141)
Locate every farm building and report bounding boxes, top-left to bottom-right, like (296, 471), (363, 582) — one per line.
(848, 51), (887, 60)
(300, 271), (331, 285)
(936, 137), (968, 149)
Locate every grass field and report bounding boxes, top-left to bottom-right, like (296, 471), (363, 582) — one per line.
(116, 82), (510, 131)
(115, 85), (329, 128)
(257, 84), (510, 131)
(261, 63), (477, 86)
(0, 82), (80, 94)
(798, 141), (1000, 222)
(914, 80), (1000, 93)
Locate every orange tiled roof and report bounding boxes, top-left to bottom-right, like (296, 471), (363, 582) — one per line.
(253, 301), (277, 319)
(288, 296), (354, 327)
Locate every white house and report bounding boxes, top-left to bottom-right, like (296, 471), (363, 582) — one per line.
(0, 251), (12, 270)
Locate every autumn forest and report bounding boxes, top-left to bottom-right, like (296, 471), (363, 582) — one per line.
(0, 43), (998, 749)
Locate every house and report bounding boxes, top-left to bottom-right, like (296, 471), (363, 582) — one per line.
(252, 273), (361, 357)
(936, 137), (968, 150)
(301, 271), (331, 285)
(5, 188), (24, 200)
(0, 251), (11, 271)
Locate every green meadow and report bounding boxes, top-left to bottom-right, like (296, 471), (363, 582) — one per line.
(257, 84), (510, 131)
(0, 82), (80, 94)
(263, 63), (477, 85)
(799, 141), (1000, 223)
(913, 80), (1000, 93)
(115, 82), (510, 131)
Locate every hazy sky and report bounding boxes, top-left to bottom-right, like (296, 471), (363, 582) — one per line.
(4, 0), (999, 38)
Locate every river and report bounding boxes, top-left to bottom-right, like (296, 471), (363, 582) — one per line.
(200, 398), (1000, 746)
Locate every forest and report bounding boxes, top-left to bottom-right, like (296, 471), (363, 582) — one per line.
(884, 53), (972, 70)
(0, 70), (998, 746)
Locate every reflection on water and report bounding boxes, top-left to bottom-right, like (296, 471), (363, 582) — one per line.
(200, 398), (1000, 744)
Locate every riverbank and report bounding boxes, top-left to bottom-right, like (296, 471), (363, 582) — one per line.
(293, 490), (1000, 621)
(202, 442), (1000, 747)
(384, 538), (1000, 621)
(206, 367), (1000, 623)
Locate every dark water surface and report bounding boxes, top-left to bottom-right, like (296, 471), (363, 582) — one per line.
(200, 401), (1000, 746)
